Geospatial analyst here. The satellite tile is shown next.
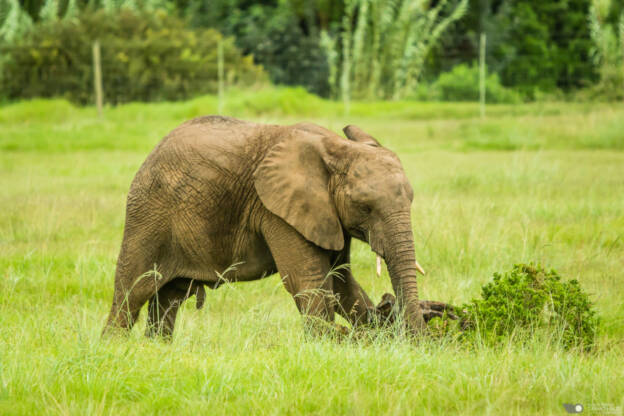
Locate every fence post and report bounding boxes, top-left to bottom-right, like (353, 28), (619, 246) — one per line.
(217, 38), (224, 114)
(92, 40), (103, 117)
(479, 33), (486, 118)
(340, 6), (352, 116)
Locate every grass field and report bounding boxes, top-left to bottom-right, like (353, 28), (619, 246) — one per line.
(1, 88), (623, 415)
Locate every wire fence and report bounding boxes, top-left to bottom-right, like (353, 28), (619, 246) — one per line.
(0, 37), (265, 108)
(0, 33), (608, 113)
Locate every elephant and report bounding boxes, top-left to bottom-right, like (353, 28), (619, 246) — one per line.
(102, 116), (430, 338)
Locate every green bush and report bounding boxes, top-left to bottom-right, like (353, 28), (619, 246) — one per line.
(187, 1), (330, 97)
(449, 264), (600, 350)
(236, 7), (330, 98)
(0, 9), (267, 104)
(421, 64), (523, 104)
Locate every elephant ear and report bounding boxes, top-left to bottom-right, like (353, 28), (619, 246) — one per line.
(343, 125), (381, 147)
(253, 130), (345, 251)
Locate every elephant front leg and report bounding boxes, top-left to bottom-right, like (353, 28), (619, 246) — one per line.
(330, 237), (378, 328)
(262, 216), (343, 337)
(332, 268), (377, 328)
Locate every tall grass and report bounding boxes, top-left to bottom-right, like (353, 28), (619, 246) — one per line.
(0, 93), (623, 414)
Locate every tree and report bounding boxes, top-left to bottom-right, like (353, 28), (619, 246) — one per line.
(323, 0), (468, 102)
(588, 0), (624, 100)
(0, 9), (266, 103)
(434, 0), (597, 97)
(183, 0), (332, 96)
(0, 0), (33, 43)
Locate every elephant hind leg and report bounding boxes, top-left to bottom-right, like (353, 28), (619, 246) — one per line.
(102, 233), (173, 336)
(145, 278), (206, 339)
(104, 268), (167, 335)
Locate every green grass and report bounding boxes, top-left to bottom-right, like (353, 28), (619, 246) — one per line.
(1, 88), (623, 414)
(1, 88), (622, 153)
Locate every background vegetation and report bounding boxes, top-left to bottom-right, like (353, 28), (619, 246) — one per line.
(0, 7), (266, 104)
(1, 0), (623, 103)
(1, 94), (623, 414)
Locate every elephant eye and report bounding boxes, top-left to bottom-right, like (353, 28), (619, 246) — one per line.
(357, 203), (372, 214)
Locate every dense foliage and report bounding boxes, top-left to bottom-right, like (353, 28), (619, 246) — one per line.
(1, 0), (623, 101)
(181, 0), (332, 97)
(188, 0), (619, 99)
(450, 264), (600, 350)
(0, 9), (266, 104)
(433, 0), (599, 98)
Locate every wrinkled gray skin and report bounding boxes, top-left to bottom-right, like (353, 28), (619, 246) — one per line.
(103, 116), (426, 338)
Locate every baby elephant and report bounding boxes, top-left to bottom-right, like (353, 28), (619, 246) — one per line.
(103, 116), (429, 338)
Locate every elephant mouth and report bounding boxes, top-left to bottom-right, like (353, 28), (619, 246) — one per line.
(350, 226), (368, 243)
(349, 225), (387, 261)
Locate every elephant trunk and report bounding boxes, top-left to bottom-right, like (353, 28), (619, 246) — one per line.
(382, 212), (426, 335)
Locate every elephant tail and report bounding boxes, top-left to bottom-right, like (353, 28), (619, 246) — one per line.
(195, 284), (206, 310)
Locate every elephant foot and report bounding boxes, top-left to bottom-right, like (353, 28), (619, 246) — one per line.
(302, 316), (352, 340)
(374, 293), (459, 325)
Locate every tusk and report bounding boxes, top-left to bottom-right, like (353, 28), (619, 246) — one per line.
(415, 260), (426, 276)
(376, 255), (382, 277)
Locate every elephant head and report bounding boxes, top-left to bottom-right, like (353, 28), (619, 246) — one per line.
(254, 123), (426, 334)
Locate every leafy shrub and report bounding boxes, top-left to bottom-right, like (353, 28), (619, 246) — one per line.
(0, 9), (267, 104)
(427, 263), (600, 350)
(451, 264), (599, 350)
(419, 64), (523, 104)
